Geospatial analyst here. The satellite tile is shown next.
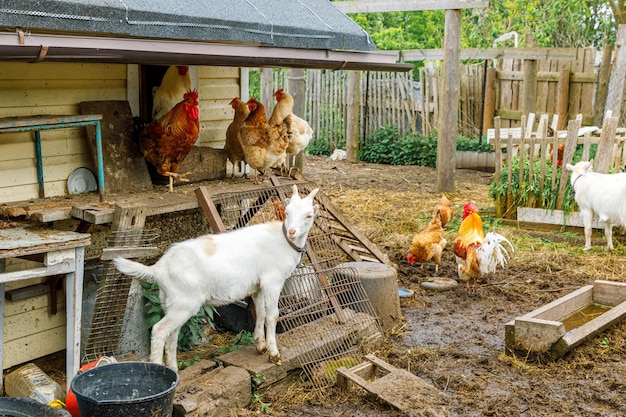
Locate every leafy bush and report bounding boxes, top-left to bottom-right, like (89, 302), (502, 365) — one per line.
(306, 138), (333, 156)
(358, 126), (492, 166)
(142, 281), (215, 351)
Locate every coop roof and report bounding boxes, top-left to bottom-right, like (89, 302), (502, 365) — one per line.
(0, 0), (410, 71)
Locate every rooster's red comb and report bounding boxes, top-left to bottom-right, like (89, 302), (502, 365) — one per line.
(183, 89), (199, 101)
(463, 202), (479, 213)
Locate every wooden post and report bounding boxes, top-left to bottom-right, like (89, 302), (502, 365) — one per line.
(481, 67), (497, 132)
(346, 71), (361, 163)
(555, 69), (570, 130)
(437, 9), (461, 192)
(288, 68), (307, 170)
(593, 44), (613, 126)
(260, 67), (273, 112)
(605, 24), (626, 121)
(556, 119), (582, 210)
(522, 58), (537, 117)
(594, 115), (619, 174)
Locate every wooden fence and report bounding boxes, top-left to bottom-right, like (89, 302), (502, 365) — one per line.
(263, 47), (602, 152)
(491, 112), (626, 219)
(487, 47), (598, 130)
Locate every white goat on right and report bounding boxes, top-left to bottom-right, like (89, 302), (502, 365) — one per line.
(566, 160), (626, 251)
(113, 185), (319, 371)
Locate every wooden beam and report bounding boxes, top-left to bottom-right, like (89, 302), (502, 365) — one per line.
(401, 47), (577, 62)
(437, 9), (461, 193)
(333, 0), (489, 13)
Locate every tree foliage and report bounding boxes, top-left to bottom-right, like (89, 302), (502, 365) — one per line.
(344, 0), (618, 50)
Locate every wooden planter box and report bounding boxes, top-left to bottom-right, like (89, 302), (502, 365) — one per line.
(505, 280), (626, 359)
(516, 207), (602, 229)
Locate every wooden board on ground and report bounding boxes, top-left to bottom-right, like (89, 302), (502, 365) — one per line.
(79, 101), (153, 193)
(337, 354), (450, 417)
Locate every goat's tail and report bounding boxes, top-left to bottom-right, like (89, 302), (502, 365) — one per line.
(112, 257), (157, 282)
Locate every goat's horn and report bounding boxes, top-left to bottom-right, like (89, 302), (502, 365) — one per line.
(308, 188), (319, 200)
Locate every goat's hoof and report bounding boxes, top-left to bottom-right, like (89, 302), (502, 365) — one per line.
(269, 355), (282, 365)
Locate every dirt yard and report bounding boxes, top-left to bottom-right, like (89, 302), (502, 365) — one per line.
(33, 154), (626, 416)
(250, 155), (626, 417)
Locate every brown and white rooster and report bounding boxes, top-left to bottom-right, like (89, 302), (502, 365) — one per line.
(453, 202), (513, 294)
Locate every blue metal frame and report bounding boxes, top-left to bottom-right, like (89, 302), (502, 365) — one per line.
(0, 115), (106, 202)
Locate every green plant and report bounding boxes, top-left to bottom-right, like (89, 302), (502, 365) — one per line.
(178, 355), (202, 371)
(141, 281), (215, 351)
(358, 126), (493, 166)
(216, 330), (256, 354)
(489, 156), (576, 218)
(306, 138), (333, 156)
(250, 392), (271, 413)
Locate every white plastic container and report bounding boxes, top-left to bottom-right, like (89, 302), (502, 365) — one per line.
(4, 363), (63, 405)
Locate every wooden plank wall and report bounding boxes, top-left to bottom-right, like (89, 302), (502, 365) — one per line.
(0, 63), (239, 203)
(197, 66), (241, 148)
(0, 62), (127, 203)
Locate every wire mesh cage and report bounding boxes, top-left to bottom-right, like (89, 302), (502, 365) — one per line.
(83, 228), (159, 363)
(210, 180), (384, 388)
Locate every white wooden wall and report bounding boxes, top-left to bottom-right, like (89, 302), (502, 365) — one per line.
(0, 62), (127, 203)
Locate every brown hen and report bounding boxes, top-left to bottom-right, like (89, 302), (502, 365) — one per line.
(406, 210), (447, 275)
(239, 98), (290, 184)
(224, 97), (250, 178)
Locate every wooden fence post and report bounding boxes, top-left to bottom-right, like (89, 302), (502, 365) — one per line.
(523, 59), (537, 116)
(482, 67), (497, 132)
(346, 71), (361, 163)
(594, 115), (619, 174)
(605, 24), (626, 123)
(555, 70), (570, 130)
(593, 44), (613, 126)
(437, 9), (461, 193)
(556, 119), (582, 210)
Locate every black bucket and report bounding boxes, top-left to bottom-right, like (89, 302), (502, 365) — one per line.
(0, 397), (71, 416)
(69, 362), (179, 417)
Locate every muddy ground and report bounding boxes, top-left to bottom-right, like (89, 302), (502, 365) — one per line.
(35, 155), (626, 416)
(252, 155), (626, 417)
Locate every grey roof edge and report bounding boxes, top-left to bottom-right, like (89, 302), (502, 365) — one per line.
(0, 30), (411, 72)
(0, 0), (377, 52)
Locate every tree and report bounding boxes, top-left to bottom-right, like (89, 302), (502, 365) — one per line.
(347, 0), (617, 50)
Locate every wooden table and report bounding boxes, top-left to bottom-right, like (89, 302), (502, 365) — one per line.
(0, 224), (90, 390)
(0, 115), (105, 202)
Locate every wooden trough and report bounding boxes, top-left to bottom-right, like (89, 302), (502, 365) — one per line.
(505, 280), (626, 359)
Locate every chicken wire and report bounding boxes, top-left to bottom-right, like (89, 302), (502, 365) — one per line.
(210, 180), (383, 388)
(82, 227), (159, 363)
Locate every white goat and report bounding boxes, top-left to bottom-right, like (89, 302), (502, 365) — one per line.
(113, 185), (319, 371)
(566, 160), (626, 251)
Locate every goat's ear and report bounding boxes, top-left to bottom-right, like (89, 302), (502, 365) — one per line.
(565, 163), (574, 171)
(313, 204), (320, 215)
